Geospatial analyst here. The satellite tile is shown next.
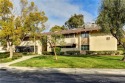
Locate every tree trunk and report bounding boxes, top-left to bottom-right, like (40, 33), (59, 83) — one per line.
(34, 36), (36, 54)
(110, 30), (125, 61)
(9, 45), (13, 59)
(54, 47), (57, 60)
(122, 55), (125, 61)
(7, 42), (10, 51)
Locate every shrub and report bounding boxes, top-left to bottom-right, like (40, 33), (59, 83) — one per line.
(60, 52), (65, 55)
(66, 51), (80, 55)
(52, 47), (61, 55)
(12, 53), (23, 59)
(22, 52), (34, 56)
(55, 47), (61, 55)
(42, 51), (51, 55)
(86, 51), (123, 55)
(115, 50), (124, 55)
(22, 52), (28, 55)
(0, 52), (9, 59)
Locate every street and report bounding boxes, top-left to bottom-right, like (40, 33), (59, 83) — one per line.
(0, 69), (125, 83)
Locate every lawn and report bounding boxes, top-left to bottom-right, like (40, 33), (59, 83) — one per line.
(0, 52), (12, 63)
(0, 52), (22, 63)
(12, 55), (125, 69)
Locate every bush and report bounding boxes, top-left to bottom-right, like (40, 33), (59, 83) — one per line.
(42, 51), (52, 55)
(55, 47), (61, 55)
(66, 51), (80, 55)
(0, 52), (22, 60)
(52, 47), (61, 55)
(22, 52), (28, 55)
(12, 53), (23, 59)
(115, 50), (124, 55)
(0, 52), (9, 59)
(22, 52), (34, 56)
(86, 51), (123, 55)
(60, 52), (65, 55)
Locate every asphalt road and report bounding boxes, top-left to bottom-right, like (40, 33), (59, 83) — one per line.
(0, 69), (125, 83)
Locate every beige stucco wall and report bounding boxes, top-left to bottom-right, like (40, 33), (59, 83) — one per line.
(89, 34), (117, 51)
(20, 40), (42, 54)
(47, 42), (51, 52)
(36, 40), (42, 54)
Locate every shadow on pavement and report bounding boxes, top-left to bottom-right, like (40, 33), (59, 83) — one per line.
(1, 69), (125, 83)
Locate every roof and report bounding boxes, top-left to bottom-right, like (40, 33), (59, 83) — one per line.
(43, 24), (100, 35)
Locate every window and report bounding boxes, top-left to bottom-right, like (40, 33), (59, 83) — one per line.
(64, 34), (75, 38)
(106, 37), (110, 40)
(81, 45), (89, 50)
(81, 32), (89, 38)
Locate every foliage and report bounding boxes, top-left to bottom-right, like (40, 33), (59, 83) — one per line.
(0, 52), (23, 63)
(42, 51), (51, 55)
(50, 25), (66, 32)
(59, 52), (65, 55)
(65, 14), (84, 29)
(22, 52), (34, 56)
(53, 47), (61, 55)
(66, 51), (80, 55)
(0, 52), (9, 58)
(96, 0), (125, 60)
(86, 51), (123, 55)
(0, 0), (48, 58)
(21, 1), (48, 54)
(44, 25), (65, 60)
(12, 53), (23, 59)
(12, 55), (125, 69)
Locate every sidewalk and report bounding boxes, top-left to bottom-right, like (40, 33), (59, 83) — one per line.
(1, 66), (125, 75)
(1, 55), (125, 75)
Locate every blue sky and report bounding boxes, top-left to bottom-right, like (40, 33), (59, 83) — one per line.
(12, 0), (100, 31)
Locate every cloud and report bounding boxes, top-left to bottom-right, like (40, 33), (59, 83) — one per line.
(33, 0), (95, 31)
(12, 0), (97, 32)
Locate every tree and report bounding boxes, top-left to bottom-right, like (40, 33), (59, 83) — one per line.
(65, 14), (84, 29)
(25, 11), (48, 54)
(0, 0), (15, 58)
(19, 1), (48, 54)
(96, 0), (125, 61)
(0, 0), (48, 58)
(50, 25), (66, 32)
(45, 25), (65, 60)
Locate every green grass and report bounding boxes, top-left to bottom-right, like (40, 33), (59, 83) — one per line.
(0, 52), (11, 63)
(12, 55), (125, 69)
(0, 58), (13, 63)
(0, 52), (23, 63)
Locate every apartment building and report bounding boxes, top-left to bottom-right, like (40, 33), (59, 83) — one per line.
(43, 24), (117, 54)
(16, 24), (117, 54)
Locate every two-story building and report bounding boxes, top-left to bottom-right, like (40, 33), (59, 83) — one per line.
(43, 24), (117, 54)
(16, 24), (117, 54)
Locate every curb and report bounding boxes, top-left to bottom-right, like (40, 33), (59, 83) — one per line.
(1, 66), (125, 75)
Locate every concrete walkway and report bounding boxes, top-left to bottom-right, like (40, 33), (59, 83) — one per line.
(1, 55), (125, 75)
(1, 67), (125, 75)
(0, 55), (40, 67)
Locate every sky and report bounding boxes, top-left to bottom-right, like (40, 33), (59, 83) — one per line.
(12, 0), (101, 31)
